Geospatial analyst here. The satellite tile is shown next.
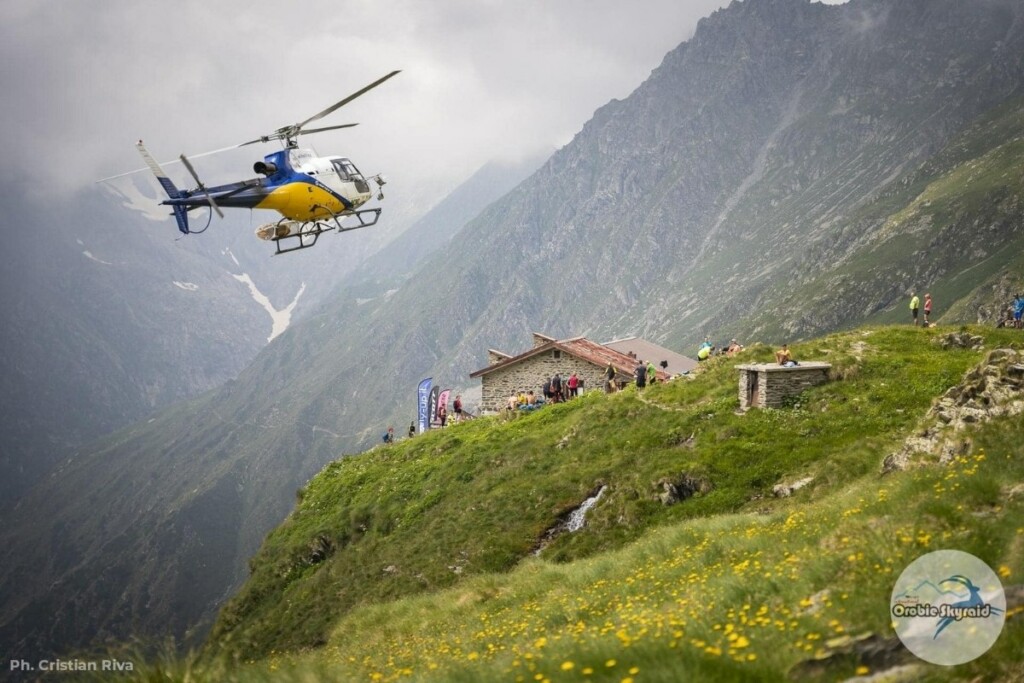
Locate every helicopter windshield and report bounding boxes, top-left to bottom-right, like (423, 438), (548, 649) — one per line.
(331, 159), (363, 181)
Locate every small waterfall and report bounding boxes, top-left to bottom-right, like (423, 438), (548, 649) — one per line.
(533, 485), (608, 555)
(565, 485), (607, 532)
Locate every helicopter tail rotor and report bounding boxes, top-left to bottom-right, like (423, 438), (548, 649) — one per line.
(178, 154), (225, 220)
(136, 140), (191, 234)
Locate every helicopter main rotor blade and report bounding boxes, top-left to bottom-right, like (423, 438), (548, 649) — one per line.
(236, 122), (360, 147)
(299, 123), (359, 136)
(97, 142), (252, 183)
(179, 154), (224, 219)
(295, 70), (400, 132)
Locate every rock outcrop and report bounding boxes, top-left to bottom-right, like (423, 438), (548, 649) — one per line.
(884, 348), (1024, 472)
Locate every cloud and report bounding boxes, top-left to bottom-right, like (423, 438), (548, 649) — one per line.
(1, 0), (729, 200)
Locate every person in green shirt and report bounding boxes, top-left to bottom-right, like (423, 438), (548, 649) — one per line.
(646, 361), (656, 387)
(909, 293), (920, 326)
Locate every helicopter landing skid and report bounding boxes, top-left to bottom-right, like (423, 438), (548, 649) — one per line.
(257, 207), (382, 255)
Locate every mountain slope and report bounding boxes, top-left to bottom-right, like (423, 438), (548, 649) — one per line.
(5, 0), (1024, 664)
(0, 155), (543, 660)
(198, 325), (1024, 681)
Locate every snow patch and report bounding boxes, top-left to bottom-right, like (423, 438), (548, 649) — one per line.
(173, 281), (199, 291)
(101, 176), (169, 222)
(232, 273), (306, 342)
(83, 251), (113, 265)
(223, 247), (241, 267)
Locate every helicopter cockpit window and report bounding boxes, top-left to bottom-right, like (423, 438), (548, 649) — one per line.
(331, 160), (350, 181)
(342, 161), (362, 179)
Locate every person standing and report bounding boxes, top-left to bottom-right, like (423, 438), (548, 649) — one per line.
(453, 394), (463, 422)
(567, 372), (579, 399)
(646, 360), (656, 387)
(923, 293), (933, 325)
(551, 373), (563, 403)
(635, 361), (647, 390)
(438, 403), (447, 428)
(604, 363), (616, 393)
(909, 292), (920, 326)
(408, 422), (416, 439)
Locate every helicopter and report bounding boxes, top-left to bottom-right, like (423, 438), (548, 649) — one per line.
(103, 71), (400, 255)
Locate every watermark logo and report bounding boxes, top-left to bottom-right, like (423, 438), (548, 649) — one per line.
(891, 549), (1005, 665)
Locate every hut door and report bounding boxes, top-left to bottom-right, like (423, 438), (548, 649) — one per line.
(748, 371), (760, 408)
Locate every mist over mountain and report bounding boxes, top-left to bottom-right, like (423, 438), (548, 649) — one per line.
(2, 0), (1023, 665)
(0, 156), (542, 658)
(0, 150), (467, 506)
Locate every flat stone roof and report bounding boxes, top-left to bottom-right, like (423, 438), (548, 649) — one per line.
(735, 362), (832, 372)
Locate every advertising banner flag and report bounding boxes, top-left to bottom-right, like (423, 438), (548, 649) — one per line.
(427, 386), (440, 429)
(417, 378), (432, 434)
(437, 390), (451, 421)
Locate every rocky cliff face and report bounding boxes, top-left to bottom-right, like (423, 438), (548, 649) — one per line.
(3, 0), (1024, 663)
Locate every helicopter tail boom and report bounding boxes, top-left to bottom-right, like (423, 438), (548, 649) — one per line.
(136, 141), (190, 234)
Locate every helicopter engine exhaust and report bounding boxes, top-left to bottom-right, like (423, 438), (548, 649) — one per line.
(253, 161), (278, 176)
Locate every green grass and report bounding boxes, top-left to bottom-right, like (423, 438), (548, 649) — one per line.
(164, 324), (1024, 683)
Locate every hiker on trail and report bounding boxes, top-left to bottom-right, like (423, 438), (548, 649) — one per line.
(604, 363), (616, 393)
(551, 373), (563, 403)
(453, 395), (463, 422)
(776, 344), (794, 366)
(997, 306), (1014, 328)
(646, 360), (656, 387)
(923, 293), (933, 325)
(910, 292), (920, 326)
(635, 361), (647, 390)
(567, 372), (579, 399)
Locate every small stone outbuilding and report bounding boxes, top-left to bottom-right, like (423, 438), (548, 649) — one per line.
(470, 333), (673, 412)
(736, 362), (831, 410)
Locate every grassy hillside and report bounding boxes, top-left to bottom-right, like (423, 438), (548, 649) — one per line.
(154, 325), (1024, 681)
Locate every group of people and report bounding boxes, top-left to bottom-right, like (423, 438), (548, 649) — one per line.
(384, 395), (465, 444)
(507, 372), (584, 411)
(997, 294), (1024, 329)
(632, 360), (658, 389)
(507, 389), (544, 411)
(544, 372), (581, 402)
(697, 338), (745, 362)
(908, 292), (934, 326)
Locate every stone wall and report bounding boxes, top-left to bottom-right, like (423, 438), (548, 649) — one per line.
(737, 362), (831, 410)
(480, 350), (609, 411)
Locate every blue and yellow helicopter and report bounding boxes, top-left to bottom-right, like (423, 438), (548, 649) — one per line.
(106, 71), (399, 255)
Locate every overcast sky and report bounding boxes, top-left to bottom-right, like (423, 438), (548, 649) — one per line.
(2, 1), (738, 198)
(1, 0), (848, 212)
